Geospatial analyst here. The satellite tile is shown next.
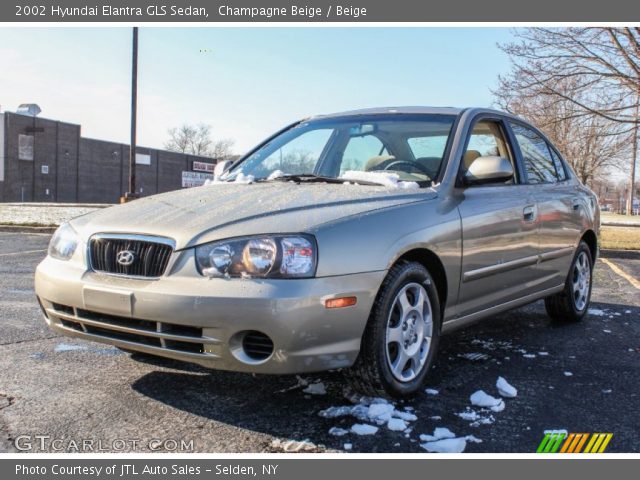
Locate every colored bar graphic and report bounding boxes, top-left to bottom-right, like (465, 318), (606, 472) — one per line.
(537, 432), (612, 453)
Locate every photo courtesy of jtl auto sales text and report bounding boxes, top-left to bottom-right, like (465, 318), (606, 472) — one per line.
(0, 0), (639, 479)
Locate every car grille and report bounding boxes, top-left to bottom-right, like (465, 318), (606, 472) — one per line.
(89, 235), (174, 278)
(46, 303), (218, 358)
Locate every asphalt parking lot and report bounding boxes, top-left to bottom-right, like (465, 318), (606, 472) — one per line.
(1, 231), (639, 453)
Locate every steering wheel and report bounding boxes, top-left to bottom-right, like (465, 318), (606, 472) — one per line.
(378, 159), (433, 178)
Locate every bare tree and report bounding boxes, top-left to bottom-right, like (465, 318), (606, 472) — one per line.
(494, 77), (629, 186)
(498, 27), (640, 212)
(165, 123), (234, 159)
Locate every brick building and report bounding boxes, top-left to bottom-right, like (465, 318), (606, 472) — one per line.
(0, 110), (216, 203)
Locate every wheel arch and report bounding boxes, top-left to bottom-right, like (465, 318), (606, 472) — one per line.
(393, 248), (448, 318)
(580, 229), (598, 263)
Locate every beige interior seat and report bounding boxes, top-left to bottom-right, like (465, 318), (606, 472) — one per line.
(364, 155), (396, 171)
(463, 150), (481, 170)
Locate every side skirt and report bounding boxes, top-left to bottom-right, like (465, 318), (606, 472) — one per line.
(441, 284), (564, 334)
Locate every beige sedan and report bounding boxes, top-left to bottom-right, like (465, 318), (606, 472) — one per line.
(35, 107), (599, 397)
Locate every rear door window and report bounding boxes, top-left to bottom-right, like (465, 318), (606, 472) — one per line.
(549, 148), (567, 181)
(510, 123), (558, 184)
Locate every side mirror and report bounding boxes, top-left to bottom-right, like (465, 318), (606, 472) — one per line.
(464, 156), (514, 185)
(213, 159), (233, 179)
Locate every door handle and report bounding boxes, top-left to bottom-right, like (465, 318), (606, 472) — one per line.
(572, 197), (581, 210)
(523, 205), (536, 222)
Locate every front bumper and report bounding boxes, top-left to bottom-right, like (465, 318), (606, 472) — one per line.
(34, 252), (385, 374)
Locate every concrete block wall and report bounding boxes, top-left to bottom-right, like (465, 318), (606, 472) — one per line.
(0, 112), (216, 203)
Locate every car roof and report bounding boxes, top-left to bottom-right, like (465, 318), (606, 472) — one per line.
(312, 106), (465, 119)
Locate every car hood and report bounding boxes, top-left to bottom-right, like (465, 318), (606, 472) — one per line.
(71, 182), (436, 249)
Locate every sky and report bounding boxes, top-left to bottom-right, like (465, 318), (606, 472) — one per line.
(0, 27), (515, 154)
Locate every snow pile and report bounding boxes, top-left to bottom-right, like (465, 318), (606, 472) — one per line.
(387, 418), (408, 432)
(318, 396), (417, 427)
(203, 171), (255, 186)
(496, 377), (517, 398)
(340, 171), (419, 189)
(419, 427), (455, 442)
(421, 438), (467, 453)
(470, 390), (505, 412)
(303, 382), (327, 395)
(351, 424), (378, 436)
(419, 428), (483, 453)
(456, 408), (496, 426)
(267, 170), (285, 180)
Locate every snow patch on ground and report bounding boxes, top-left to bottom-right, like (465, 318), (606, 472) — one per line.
(54, 343), (87, 353)
(303, 382), (327, 395)
(339, 171), (419, 189)
(588, 308), (606, 316)
(328, 427), (349, 436)
(350, 424), (378, 436)
(387, 418), (408, 432)
(470, 390), (505, 412)
(496, 377), (517, 398)
(419, 429), (483, 453)
(456, 408), (495, 426)
(425, 388), (439, 396)
(319, 396), (418, 428)
(419, 427), (456, 442)
(421, 437), (467, 453)
(522, 353), (536, 358)
(564, 371), (573, 377)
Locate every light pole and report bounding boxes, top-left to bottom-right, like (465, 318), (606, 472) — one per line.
(122, 27), (139, 203)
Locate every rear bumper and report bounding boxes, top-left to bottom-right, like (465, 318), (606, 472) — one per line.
(34, 254), (384, 374)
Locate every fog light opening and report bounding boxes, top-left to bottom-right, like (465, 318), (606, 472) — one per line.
(240, 331), (274, 362)
(325, 296), (358, 309)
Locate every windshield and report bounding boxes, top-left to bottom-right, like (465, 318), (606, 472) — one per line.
(226, 114), (456, 186)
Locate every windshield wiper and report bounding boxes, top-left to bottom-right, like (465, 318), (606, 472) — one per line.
(265, 173), (384, 186)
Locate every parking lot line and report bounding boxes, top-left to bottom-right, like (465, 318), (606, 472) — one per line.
(600, 258), (640, 290)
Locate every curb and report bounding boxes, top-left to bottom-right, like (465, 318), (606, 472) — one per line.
(602, 222), (640, 228)
(0, 225), (57, 234)
(600, 249), (640, 260)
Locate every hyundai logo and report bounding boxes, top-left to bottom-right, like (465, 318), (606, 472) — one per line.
(116, 250), (136, 266)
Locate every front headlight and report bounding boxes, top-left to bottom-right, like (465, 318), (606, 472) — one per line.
(48, 223), (79, 261)
(195, 234), (317, 279)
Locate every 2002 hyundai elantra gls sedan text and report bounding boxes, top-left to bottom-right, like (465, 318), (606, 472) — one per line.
(35, 107), (599, 397)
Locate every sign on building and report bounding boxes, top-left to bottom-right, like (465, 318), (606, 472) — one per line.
(18, 134), (34, 161)
(135, 153), (151, 165)
(193, 161), (215, 173)
(182, 171), (213, 188)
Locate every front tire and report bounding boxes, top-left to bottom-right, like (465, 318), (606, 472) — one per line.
(545, 241), (593, 323)
(348, 261), (441, 398)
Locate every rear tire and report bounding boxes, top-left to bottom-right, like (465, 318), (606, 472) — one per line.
(544, 241), (593, 323)
(348, 261), (441, 398)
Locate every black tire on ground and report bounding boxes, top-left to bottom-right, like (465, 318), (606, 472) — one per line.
(544, 240), (593, 323)
(348, 260), (441, 398)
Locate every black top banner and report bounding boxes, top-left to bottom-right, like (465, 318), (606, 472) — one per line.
(3, 0), (640, 22)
